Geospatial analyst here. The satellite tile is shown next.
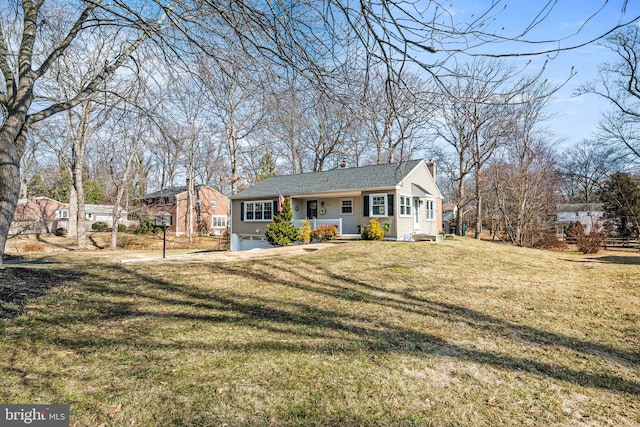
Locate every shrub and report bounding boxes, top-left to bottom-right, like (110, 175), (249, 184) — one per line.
(567, 221), (607, 254)
(296, 220), (312, 244)
(361, 218), (384, 240)
(54, 227), (67, 237)
(136, 216), (160, 234)
(534, 233), (565, 249)
(92, 221), (109, 231)
(22, 242), (45, 252)
(117, 224), (128, 233)
(311, 224), (338, 242)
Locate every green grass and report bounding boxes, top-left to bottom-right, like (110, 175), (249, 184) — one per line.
(1, 239), (639, 426)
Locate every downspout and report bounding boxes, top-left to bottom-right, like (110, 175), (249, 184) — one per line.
(175, 196), (179, 235)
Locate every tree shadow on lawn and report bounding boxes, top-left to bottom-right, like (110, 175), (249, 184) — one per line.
(585, 255), (640, 265)
(562, 253), (640, 266)
(0, 266), (78, 319)
(18, 260), (640, 397)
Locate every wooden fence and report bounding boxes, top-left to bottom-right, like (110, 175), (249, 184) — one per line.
(564, 236), (639, 250)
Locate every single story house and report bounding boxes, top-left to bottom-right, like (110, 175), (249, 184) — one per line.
(230, 159), (443, 251)
(140, 180), (229, 236)
(10, 195), (129, 235)
(84, 204), (129, 228)
(555, 203), (605, 237)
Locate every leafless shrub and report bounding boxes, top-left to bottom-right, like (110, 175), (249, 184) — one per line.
(566, 221), (607, 254)
(22, 243), (46, 253)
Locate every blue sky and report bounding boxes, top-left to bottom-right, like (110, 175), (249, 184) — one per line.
(441, 0), (640, 148)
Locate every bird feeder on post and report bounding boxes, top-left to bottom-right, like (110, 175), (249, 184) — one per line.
(155, 212), (172, 259)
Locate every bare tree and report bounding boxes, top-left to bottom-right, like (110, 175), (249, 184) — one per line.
(198, 49), (269, 194)
(557, 139), (620, 203)
(578, 25), (640, 163)
(432, 60), (516, 236)
(0, 1), (162, 266)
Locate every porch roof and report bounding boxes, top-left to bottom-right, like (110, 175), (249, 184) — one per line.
(411, 183), (434, 198)
(232, 160), (423, 200)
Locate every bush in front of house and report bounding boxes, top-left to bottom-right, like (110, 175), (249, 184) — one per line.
(361, 218), (384, 240)
(265, 197), (297, 246)
(136, 216), (160, 234)
(296, 220), (311, 244)
(91, 221), (109, 231)
(117, 224), (128, 233)
(311, 224), (338, 242)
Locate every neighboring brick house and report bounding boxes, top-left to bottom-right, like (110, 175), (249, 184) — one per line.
(10, 195), (128, 235)
(140, 181), (229, 236)
(10, 195), (69, 235)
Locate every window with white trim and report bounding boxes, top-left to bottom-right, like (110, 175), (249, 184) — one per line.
(340, 199), (353, 215)
(211, 200), (217, 208)
(425, 199), (435, 221)
(370, 194), (387, 217)
(212, 215), (227, 228)
(400, 195), (412, 216)
(55, 209), (69, 219)
(244, 201), (273, 221)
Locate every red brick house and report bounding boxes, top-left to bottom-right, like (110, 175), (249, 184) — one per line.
(10, 195), (130, 235)
(10, 196), (69, 235)
(140, 181), (229, 236)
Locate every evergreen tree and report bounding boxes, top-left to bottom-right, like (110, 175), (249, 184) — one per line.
(265, 197), (297, 246)
(599, 172), (640, 237)
(257, 153), (277, 182)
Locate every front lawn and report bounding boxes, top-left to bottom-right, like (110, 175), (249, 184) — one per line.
(1, 239), (638, 426)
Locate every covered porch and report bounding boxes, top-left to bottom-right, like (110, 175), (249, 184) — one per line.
(289, 194), (362, 238)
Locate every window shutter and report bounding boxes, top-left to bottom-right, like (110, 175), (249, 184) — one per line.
(363, 196), (370, 217)
(387, 194), (394, 216)
(273, 200), (277, 213)
(240, 202), (244, 221)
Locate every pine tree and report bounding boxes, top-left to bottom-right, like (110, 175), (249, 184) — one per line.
(265, 197), (297, 246)
(599, 172), (640, 237)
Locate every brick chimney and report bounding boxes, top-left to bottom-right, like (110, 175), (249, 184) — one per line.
(340, 157), (349, 168)
(426, 160), (436, 180)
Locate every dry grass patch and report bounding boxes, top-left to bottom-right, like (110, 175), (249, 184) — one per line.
(0, 238), (638, 426)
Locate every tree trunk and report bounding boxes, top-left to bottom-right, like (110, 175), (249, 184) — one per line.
(110, 147), (137, 249)
(475, 194), (482, 239)
(0, 124), (28, 268)
(68, 106), (90, 250)
(227, 120), (239, 195)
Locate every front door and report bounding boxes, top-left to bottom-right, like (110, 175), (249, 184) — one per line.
(307, 200), (318, 219)
(414, 198), (420, 230)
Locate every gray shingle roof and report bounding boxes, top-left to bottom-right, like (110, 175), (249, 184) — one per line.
(557, 203), (604, 212)
(231, 160), (423, 199)
(143, 186), (188, 199)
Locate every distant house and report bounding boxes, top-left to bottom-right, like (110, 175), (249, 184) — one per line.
(442, 203), (458, 234)
(10, 195), (129, 235)
(140, 181), (229, 236)
(555, 203), (605, 237)
(230, 159), (443, 251)
(84, 204), (129, 229)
